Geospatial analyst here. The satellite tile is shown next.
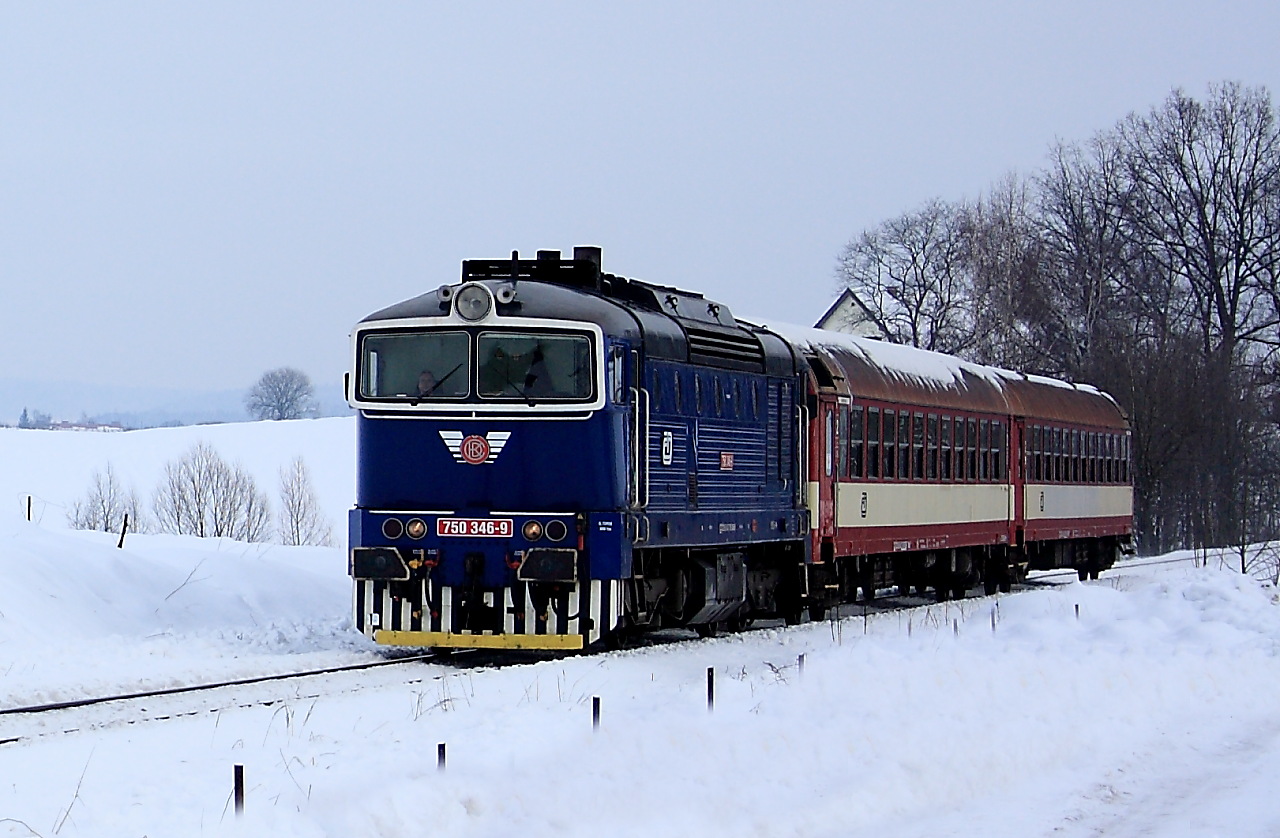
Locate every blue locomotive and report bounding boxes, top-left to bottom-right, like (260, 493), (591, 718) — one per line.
(346, 247), (809, 650)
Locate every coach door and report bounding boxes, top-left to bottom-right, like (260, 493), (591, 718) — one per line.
(1010, 417), (1026, 545)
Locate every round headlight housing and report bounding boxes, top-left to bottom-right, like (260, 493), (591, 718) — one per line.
(454, 283), (494, 321)
(545, 519), (569, 542)
(522, 520), (544, 541)
(382, 518), (404, 539)
(406, 518), (428, 539)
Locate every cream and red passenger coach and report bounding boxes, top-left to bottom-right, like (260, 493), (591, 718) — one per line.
(790, 328), (1132, 606)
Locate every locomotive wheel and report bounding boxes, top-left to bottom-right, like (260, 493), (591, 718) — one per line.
(809, 604), (827, 621)
(951, 585), (967, 600)
(696, 622), (720, 638)
(1077, 566), (1089, 581)
(999, 576), (1012, 593)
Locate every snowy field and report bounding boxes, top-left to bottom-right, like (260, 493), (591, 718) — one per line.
(2, 420), (1280, 837)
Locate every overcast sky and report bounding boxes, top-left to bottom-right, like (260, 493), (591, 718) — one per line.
(3, 2), (1279, 395)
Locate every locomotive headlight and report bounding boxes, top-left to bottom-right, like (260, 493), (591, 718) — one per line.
(382, 518), (405, 539)
(454, 283), (494, 321)
(406, 518), (428, 539)
(545, 519), (569, 542)
(522, 520), (544, 541)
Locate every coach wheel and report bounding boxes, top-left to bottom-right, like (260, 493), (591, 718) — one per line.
(951, 585), (967, 600)
(1088, 567), (1100, 581)
(935, 586), (950, 603)
(998, 575), (1013, 594)
(1077, 566), (1089, 582)
(809, 604), (828, 621)
(983, 575), (999, 596)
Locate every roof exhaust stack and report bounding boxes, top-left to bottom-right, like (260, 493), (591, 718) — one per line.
(574, 246), (602, 271)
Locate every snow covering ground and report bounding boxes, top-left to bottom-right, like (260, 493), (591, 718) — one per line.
(2, 421), (1280, 837)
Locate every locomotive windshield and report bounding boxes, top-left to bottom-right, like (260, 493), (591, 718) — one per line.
(356, 327), (595, 404)
(360, 330), (470, 400)
(477, 331), (593, 400)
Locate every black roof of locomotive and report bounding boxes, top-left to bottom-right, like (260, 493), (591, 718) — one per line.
(358, 251), (803, 378)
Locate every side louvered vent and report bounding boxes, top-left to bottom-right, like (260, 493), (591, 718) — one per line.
(686, 327), (765, 372)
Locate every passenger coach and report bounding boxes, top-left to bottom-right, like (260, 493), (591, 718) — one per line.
(791, 329), (1133, 612)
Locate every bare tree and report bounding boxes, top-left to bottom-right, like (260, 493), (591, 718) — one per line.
(830, 82), (1280, 555)
(67, 463), (148, 533)
(245, 367), (318, 421)
(962, 175), (1051, 372)
(152, 442), (271, 542)
(836, 199), (975, 353)
(277, 456), (333, 546)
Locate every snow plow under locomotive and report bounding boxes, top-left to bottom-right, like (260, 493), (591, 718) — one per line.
(346, 248), (1132, 650)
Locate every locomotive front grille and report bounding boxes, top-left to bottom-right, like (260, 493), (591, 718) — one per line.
(356, 577), (621, 650)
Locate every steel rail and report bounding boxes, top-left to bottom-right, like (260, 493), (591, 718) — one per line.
(0, 651), (440, 718)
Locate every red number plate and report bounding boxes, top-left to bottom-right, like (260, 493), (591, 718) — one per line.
(436, 517), (514, 538)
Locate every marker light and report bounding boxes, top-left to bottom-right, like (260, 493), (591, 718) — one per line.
(382, 518), (404, 539)
(455, 283), (494, 321)
(545, 519), (569, 542)
(406, 518), (428, 539)
(522, 520), (544, 541)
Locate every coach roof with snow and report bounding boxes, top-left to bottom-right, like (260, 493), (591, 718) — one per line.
(784, 323), (1127, 430)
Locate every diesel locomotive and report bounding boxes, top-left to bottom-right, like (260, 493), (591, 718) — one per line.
(346, 248), (1133, 650)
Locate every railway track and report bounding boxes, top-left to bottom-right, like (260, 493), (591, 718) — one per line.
(0, 554), (1197, 746)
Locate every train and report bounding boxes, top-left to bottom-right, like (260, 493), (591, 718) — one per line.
(345, 247), (1133, 650)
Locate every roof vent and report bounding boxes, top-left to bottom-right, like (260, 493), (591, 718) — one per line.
(573, 246), (602, 270)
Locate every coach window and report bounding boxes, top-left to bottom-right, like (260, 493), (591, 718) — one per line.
(911, 414), (925, 480)
(867, 407), (881, 479)
(1107, 434), (1116, 483)
(883, 410), (897, 479)
(898, 412), (911, 479)
(1088, 433), (1098, 483)
(1122, 434), (1131, 483)
(963, 418), (976, 482)
(940, 415), (952, 481)
(824, 409), (834, 477)
(978, 419), (990, 481)
(926, 414), (939, 480)
(850, 406), (865, 479)
(991, 420), (1003, 480)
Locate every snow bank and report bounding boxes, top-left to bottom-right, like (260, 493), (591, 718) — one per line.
(2, 421), (1280, 836)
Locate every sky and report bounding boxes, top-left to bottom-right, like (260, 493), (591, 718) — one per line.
(3, 2), (1280, 395)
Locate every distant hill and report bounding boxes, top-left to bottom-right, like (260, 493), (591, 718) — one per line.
(0, 378), (352, 428)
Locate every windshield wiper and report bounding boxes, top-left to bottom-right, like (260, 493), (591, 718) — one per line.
(410, 361), (465, 405)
